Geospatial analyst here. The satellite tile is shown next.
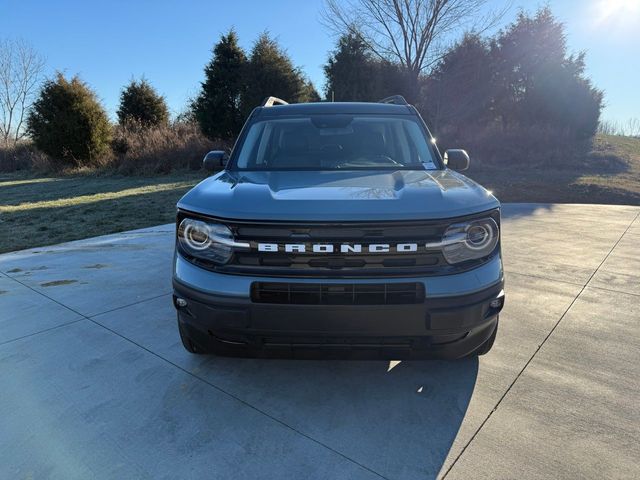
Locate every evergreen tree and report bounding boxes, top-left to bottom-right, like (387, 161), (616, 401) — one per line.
(492, 7), (603, 138)
(422, 34), (495, 132)
(117, 78), (169, 127)
(421, 7), (603, 161)
(299, 80), (321, 103)
(193, 30), (247, 140)
(324, 33), (405, 102)
(241, 33), (310, 115)
(27, 73), (111, 166)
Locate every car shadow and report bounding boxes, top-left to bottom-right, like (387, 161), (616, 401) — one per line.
(187, 354), (478, 479)
(500, 202), (555, 220)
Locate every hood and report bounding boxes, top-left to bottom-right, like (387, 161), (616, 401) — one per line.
(177, 169), (499, 221)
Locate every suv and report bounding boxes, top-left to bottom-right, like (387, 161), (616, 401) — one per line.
(173, 96), (504, 359)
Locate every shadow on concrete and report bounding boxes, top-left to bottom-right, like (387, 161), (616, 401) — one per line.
(501, 203), (555, 220)
(192, 355), (479, 479)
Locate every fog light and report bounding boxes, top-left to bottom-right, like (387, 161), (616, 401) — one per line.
(490, 290), (505, 309)
(176, 297), (188, 308)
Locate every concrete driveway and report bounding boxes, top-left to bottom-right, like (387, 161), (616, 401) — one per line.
(1, 203), (639, 479)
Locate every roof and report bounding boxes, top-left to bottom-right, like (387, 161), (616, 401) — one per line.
(255, 101), (415, 117)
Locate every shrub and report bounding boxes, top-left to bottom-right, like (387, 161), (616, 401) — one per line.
(436, 122), (592, 167)
(421, 8), (604, 166)
(26, 73), (112, 167)
(117, 78), (169, 127)
(1, 122), (220, 175)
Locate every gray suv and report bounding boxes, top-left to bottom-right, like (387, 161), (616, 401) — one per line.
(172, 96), (504, 359)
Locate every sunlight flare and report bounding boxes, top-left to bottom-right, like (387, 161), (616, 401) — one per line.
(593, 0), (640, 25)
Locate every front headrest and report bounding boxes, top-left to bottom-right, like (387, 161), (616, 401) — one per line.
(280, 131), (308, 152)
(360, 130), (385, 153)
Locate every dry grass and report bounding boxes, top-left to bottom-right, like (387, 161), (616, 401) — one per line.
(0, 122), (227, 175)
(0, 123), (225, 253)
(467, 134), (640, 205)
(0, 142), (52, 172)
(111, 122), (224, 174)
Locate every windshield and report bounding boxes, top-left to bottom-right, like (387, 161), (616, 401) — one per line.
(233, 114), (440, 170)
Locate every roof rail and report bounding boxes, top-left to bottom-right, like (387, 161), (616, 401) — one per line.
(378, 95), (408, 106)
(261, 96), (289, 107)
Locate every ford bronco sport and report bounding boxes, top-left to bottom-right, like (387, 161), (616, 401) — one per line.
(173, 95), (504, 359)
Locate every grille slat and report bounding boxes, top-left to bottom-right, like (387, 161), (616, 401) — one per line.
(235, 225), (443, 241)
(251, 282), (425, 305)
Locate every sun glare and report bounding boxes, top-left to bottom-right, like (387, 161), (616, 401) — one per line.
(595, 0), (640, 23)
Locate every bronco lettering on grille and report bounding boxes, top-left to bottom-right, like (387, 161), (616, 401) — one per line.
(257, 243), (422, 253)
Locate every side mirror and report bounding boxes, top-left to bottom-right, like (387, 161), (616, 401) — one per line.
(444, 149), (470, 171)
(203, 150), (229, 172)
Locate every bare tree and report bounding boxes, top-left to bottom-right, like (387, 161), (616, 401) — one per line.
(323, 0), (509, 98)
(0, 39), (46, 147)
(598, 118), (640, 137)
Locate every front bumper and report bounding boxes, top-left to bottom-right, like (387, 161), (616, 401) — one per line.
(173, 253), (504, 359)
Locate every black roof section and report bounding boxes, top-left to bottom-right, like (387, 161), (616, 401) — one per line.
(256, 101), (414, 117)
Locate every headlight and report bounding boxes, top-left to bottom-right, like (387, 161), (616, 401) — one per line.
(439, 217), (499, 264)
(177, 218), (235, 264)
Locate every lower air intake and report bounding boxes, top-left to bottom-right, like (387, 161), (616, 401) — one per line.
(251, 282), (425, 305)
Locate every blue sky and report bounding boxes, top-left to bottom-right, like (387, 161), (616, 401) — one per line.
(1, 0), (638, 123)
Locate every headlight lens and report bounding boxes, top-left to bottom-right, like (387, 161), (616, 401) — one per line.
(441, 217), (499, 264)
(177, 218), (234, 264)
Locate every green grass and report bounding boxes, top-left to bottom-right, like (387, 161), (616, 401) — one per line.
(0, 171), (206, 253)
(467, 134), (640, 205)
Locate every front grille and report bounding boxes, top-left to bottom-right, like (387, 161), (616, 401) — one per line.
(231, 219), (451, 277)
(251, 282), (425, 305)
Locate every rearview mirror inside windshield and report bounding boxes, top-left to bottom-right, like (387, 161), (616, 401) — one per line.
(310, 115), (354, 129)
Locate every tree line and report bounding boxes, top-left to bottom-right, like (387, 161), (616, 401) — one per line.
(10, 30), (324, 167)
(3, 3), (604, 168)
(191, 31), (319, 141)
(323, 6), (602, 161)
(194, 5), (604, 162)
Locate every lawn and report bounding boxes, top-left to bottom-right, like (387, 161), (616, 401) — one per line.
(467, 134), (640, 205)
(0, 134), (638, 254)
(0, 172), (206, 253)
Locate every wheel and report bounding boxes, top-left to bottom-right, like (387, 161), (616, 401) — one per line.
(178, 321), (204, 354)
(474, 318), (499, 356)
